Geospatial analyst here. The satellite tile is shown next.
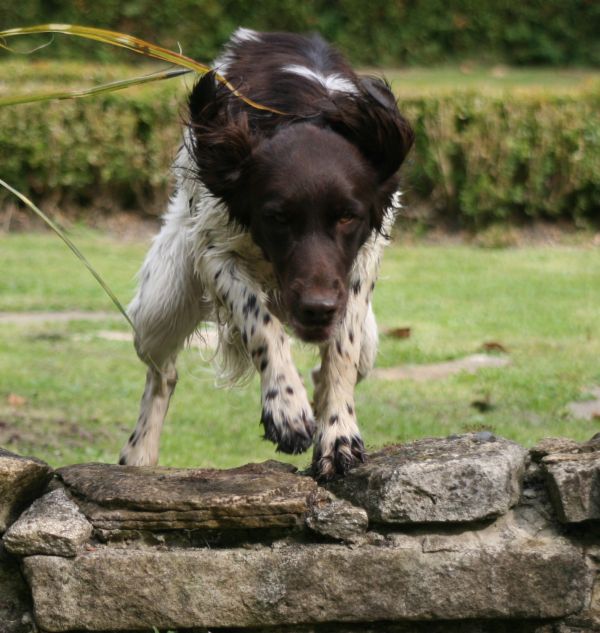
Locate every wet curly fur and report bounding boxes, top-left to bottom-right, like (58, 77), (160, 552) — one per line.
(119, 28), (413, 480)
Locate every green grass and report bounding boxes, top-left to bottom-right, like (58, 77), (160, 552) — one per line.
(0, 228), (145, 311)
(0, 228), (598, 469)
(385, 66), (600, 96)
(2, 60), (599, 99)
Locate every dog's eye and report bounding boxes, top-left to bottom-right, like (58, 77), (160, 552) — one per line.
(263, 207), (287, 224)
(337, 214), (356, 226)
(273, 212), (288, 224)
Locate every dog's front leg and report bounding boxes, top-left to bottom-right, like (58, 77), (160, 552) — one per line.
(312, 294), (369, 479)
(312, 245), (384, 480)
(201, 255), (316, 454)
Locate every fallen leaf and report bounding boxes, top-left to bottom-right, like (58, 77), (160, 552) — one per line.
(386, 327), (412, 339)
(471, 394), (494, 413)
(7, 393), (27, 407)
(481, 341), (509, 354)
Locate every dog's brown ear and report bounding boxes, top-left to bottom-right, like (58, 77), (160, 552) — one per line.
(187, 72), (256, 219)
(325, 76), (414, 184)
(324, 76), (414, 234)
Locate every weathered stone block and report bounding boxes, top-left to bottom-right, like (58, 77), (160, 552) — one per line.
(328, 434), (527, 524)
(57, 460), (317, 530)
(23, 533), (587, 631)
(542, 452), (600, 523)
(0, 543), (34, 633)
(218, 622), (569, 633)
(305, 490), (368, 541)
(3, 488), (93, 557)
(565, 572), (600, 631)
(0, 448), (52, 533)
(530, 437), (582, 462)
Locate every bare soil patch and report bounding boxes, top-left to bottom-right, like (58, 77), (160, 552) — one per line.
(568, 387), (600, 421)
(0, 311), (120, 324)
(372, 354), (510, 382)
(0, 411), (106, 453)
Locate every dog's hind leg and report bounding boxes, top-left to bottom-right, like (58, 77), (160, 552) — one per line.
(120, 363), (178, 467)
(119, 201), (209, 466)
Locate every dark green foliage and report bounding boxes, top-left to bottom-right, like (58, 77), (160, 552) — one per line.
(1, 0), (599, 67)
(401, 91), (600, 226)
(0, 62), (598, 226)
(0, 64), (182, 214)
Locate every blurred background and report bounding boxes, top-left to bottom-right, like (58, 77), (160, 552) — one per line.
(0, 1), (598, 469)
(1, 0), (599, 228)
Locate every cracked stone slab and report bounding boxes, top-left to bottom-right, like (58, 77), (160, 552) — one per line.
(196, 623), (577, 633)
(530, 437), (583, 462)
(3, 488), (93, 557)
(531, 434), (600, 462)
(57, 460), (318, 530)
(566, 573), (600, 631)
(305, 490), (368, 541)
(0, 448), (52, 533)
(23, 534), (587, 631)
(570, 573), (600, 630)
(327, 434), (527, 524)
(542, 451), (600, 523)
(0, 543), (34, 633)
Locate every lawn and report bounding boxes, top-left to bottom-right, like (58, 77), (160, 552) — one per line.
(385, 65), (600, 95)
(2, 59), (598, 102)
(0, 228), (598, 469)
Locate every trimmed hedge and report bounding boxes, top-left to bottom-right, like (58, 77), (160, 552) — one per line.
(1, 0), (599, 67)
(0, 63), (599, 226)
(0, 64), (182, 213)
(402, 91), (600, 225)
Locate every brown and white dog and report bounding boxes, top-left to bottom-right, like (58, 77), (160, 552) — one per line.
(120, 28), (414, 480)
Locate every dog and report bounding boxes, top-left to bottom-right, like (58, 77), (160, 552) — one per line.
(119, 28), (414, 480)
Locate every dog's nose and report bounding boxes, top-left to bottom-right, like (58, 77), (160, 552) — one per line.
(299, 294), (338, 326)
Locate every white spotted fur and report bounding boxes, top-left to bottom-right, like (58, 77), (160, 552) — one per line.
(120, 138), (398, 467)
(120, 28), (400, 469)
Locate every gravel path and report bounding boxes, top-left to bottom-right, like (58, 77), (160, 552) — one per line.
(372, 354), (511, 382)
(0, 311), (121, 324)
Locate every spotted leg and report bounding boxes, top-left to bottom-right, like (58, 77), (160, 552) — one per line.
(119, 197), (209, 466)
(198, 254), (316, 455)
(312, 242), (385, 480)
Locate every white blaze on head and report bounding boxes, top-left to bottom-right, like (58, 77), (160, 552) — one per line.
(231, 27), (261, 43)
(212, 28), (262, 75)
(281, 64), (359, 95)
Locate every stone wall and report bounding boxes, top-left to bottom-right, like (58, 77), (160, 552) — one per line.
(0, 433), (598, 633)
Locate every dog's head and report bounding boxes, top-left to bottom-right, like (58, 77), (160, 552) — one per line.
(189, 73), (414, 342)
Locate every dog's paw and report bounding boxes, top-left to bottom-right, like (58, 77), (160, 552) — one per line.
(118, 446), (155, 467)
(312, 434), (367, 482)
(261, 408), (315, 454)
(260, 383), (315, 454)
(118, 432), (159, 467)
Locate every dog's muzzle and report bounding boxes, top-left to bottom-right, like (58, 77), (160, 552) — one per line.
(290, 290), (342, 342)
